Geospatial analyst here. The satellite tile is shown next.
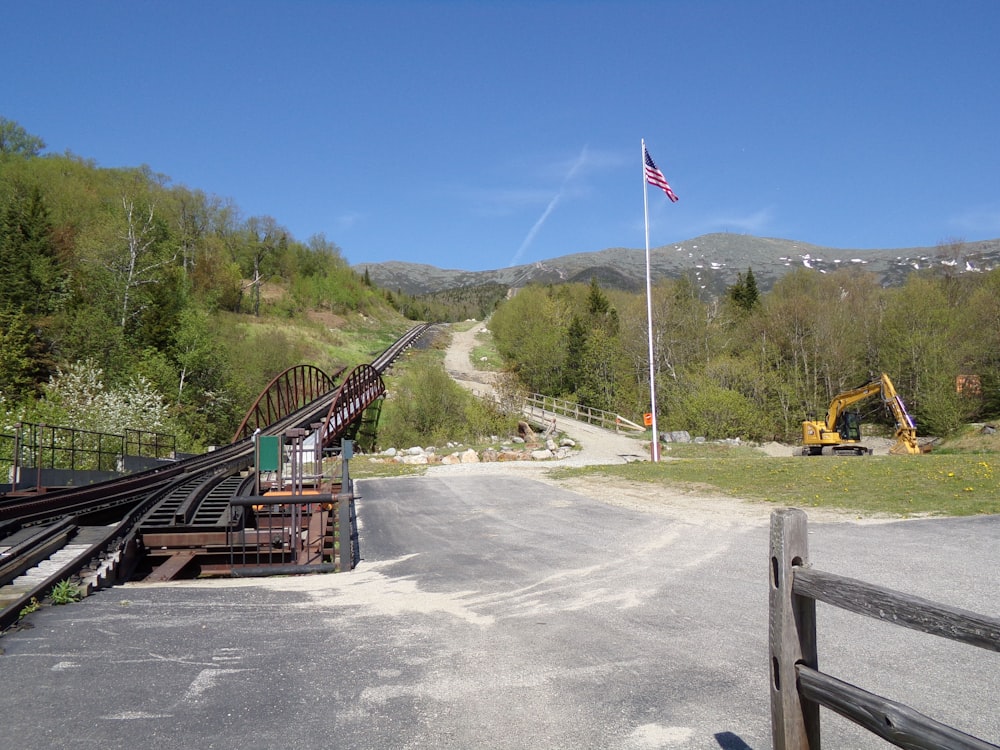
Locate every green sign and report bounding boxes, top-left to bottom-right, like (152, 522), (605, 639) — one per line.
(257, 435), (281, 472)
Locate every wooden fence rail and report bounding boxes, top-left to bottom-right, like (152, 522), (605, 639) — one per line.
(522, 393), (644, 433)
(769, 508), (1000, 750)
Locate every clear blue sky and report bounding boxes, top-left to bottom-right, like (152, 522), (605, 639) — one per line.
(4, 1), (999, 271)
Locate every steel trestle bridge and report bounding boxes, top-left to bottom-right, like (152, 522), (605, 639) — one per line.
(0, 324), (430, 631)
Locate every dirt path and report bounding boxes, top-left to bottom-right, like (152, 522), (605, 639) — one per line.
(443, 322), (498, 393)
(442, 323), (648, 464)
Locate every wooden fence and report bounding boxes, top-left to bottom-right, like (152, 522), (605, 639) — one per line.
(522, 393), (645, 433)
(769, 508), (1000, 749)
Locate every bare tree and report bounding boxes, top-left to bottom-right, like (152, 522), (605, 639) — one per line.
(242, 216), (284, 316)
(116, 196), (176, 329)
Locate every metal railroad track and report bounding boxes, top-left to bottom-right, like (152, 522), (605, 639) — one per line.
(0, 324), (429, 632)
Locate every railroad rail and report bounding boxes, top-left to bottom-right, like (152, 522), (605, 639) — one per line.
(0, 324), (429, 632)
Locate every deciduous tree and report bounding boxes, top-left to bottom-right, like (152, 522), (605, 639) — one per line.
(0, 117), (45, 157)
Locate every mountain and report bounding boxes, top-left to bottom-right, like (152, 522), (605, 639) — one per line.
(357, 234), (1000, 296)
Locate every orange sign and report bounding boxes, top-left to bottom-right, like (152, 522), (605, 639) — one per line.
(643, 412), (653, 427)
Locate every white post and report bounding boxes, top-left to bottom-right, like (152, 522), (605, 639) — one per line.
(642, 139), (660, 462)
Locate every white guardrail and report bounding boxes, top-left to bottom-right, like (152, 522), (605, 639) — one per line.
(522, 393), (645, 433)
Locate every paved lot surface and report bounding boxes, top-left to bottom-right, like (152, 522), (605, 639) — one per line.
(1, 474), (998, 750)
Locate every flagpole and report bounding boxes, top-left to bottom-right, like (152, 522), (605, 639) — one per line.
(642, 139), (661, 462)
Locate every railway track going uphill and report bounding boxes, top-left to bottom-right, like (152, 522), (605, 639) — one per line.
(0, 324), (430, 632)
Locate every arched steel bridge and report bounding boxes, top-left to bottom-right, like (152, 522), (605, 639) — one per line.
(232, 324), (430, 450)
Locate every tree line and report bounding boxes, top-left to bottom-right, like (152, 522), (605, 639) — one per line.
(0, 117), (394, 449)
(489, 268), (1000, 442)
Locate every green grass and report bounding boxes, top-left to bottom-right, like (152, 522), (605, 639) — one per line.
(351, 457), (428, 478)
(470, 328), (502, 371)
(550, 447), (998, 517)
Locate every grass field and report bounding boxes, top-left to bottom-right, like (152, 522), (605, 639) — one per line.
(551, 441), (999, 517)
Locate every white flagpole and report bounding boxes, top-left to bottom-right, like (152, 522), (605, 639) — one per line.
(642, 139), (660, 462)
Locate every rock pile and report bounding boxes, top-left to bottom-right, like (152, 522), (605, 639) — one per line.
(367, 437), (578, 466)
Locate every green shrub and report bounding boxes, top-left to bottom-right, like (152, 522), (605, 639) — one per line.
(49, 579), (83, 605)
(379, 356), (516, 448)
(666, 383), (762, 440)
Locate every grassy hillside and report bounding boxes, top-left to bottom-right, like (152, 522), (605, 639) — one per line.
(0, 120), (416, 451)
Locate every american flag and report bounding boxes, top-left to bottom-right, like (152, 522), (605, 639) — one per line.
(644, 146), (679, 203)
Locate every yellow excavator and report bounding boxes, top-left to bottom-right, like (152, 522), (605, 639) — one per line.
(800, 373), (924, 456)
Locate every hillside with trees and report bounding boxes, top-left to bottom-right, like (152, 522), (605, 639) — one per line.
(489, 270), (1000, 442)
(3, 116), (997, 452)
(0, 117), (409, 450)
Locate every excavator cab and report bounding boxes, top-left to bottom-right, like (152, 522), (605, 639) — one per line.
(835, 411), (862, 442)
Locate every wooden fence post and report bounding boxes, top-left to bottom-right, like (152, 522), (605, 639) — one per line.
(769, 508), (821, 749)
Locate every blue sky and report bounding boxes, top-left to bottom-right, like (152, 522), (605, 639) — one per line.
(4, 1), (1000, 271)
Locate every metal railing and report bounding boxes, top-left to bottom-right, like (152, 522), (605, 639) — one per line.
(124, 428), (177, 459)
(227, 494), (337, 573)
(1, 422), (177, 490)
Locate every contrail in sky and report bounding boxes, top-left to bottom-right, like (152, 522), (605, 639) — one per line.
(509, 146), (589, 267)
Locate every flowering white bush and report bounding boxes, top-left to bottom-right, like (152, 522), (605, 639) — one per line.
(34, 360), (171, 435)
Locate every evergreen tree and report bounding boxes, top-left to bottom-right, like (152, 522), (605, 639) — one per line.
(0, 308), (50, 401)
(728, 267), (760, 312)
(743, 267), (760, 309)
(586, 277), (620, 334)
(587, 277), (610, 316)
(563, 314), (588, 394)
(0, 182), (65, 316)
(728, 272), (746, 309)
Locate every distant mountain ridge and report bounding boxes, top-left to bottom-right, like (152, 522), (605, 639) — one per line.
(357, 233), (1000, 297)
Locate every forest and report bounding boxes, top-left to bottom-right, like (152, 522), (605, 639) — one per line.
(488, 269), (1000, 443)
(0, 117), (403, 450)
(2, 115), (998, 451)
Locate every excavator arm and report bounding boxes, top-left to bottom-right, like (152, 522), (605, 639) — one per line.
(823, 381), (884, 433)
(879, 374), (921, 454)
